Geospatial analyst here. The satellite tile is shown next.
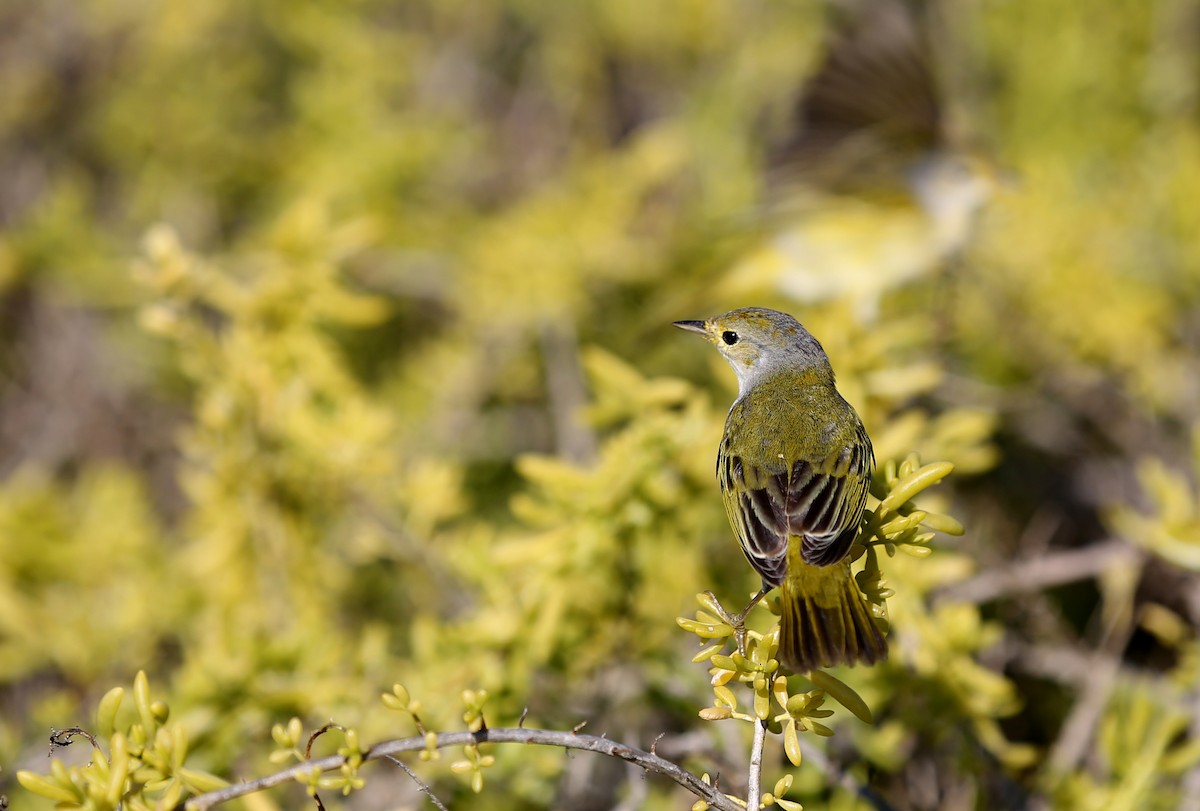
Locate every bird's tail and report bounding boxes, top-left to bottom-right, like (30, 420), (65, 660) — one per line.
(778, 557), (887, 673)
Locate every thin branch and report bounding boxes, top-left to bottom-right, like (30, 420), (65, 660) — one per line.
(49, 727), (102, 755)
(305, 723), (343, 760)
(382, 754), (450, 811)
(933, 538), (1139, 605)
(181, 728), (741, 811)
(745, 720), (766, 811)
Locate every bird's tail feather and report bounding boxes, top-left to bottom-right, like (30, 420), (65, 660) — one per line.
(778, 559), (887, 673)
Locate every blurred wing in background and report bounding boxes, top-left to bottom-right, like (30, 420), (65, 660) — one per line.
(718, 0), (998, 321)
(777, 0), (943, 183)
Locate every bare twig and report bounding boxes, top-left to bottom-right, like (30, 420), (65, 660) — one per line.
(745, 720), (766, 811)
(933, 538), (1139, 605)
(181, 728), (741, 811)
(650, 733), (665, 756)
(49, 728), (101, 756)
(302, 721), (345, 811)
(382, 754), (450, 811)
(305, 723), (343, 760)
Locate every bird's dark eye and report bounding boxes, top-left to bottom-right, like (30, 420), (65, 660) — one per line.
(721, 331), (739, 346)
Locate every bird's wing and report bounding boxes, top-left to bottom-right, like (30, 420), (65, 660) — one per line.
(719, 426), (874, 582)
(785, 431), (874, 566)
(719, 443), (790, 587)
(770, 0), (944, 193)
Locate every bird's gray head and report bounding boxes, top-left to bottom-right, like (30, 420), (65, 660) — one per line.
(673, 307), (833, 396)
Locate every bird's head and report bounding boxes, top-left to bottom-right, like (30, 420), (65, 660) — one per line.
(673, 307), (832, 396)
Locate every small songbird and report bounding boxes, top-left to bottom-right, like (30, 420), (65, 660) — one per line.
(675, 307), (886, 672)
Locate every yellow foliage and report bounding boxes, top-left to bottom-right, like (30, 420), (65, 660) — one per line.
(2, 0), (1199, 808)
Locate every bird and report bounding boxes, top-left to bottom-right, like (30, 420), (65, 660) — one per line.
(674, 306), (886, 673)
(715, 0), (999, 321)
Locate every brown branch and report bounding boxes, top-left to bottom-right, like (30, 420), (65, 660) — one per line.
(305, 723), (343, 760)
(182, 728), (741, 811)
(49, 728), (101, 755)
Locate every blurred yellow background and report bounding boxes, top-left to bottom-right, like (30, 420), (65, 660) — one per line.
(2, 0), (1199, 809)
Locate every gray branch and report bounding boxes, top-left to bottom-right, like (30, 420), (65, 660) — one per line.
(746, 720), (766, 811)
(382, 754), (450, 811)
(182, 728), (741, 811)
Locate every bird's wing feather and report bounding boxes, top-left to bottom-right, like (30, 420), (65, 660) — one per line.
(719, 424), (873, 582)
(774, 0), (943, 180)
(787, 431), (874, 566)
(719, 441), (789, 586)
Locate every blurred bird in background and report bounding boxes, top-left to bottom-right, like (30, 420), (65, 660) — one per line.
(717, 0), (1001, 322)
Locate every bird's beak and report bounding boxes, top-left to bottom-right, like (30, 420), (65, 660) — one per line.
(673, 319), (709, 337)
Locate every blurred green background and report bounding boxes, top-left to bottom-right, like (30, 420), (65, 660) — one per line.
(2, 0), (1200, 809)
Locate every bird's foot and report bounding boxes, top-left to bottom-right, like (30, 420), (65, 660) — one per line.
(702, 589), (767, 657)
